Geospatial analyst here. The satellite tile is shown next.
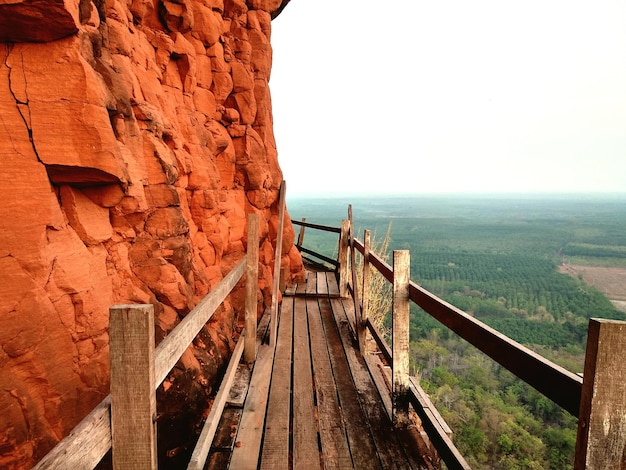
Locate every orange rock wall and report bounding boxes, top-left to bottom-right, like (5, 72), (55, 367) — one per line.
(0, 0), (302, 467)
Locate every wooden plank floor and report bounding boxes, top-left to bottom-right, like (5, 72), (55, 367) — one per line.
(205, 269), (430, 469)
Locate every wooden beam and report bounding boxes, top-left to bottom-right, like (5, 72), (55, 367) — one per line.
(245, 213), (259, 363)
(360, 229), (371, 355)
(347, 207), (364, 352)
(260, 296), (294, 469)
(296, 217), (306, 247)
(290, 219), (342, 234)
(229, 342), (275, 468)
(292, 295), (318, 469)
(408, 378), (471, 470)
(109, 304), (157, 470)
(575, 319), (626, 469)
(338, 219), (349, 298)
(188, 328), (246, 470)
(392, 250), (410, 428)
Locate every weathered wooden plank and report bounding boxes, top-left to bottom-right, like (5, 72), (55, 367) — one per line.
(408, 378), (470, 470)
(392, 251), (410, 427)
(109, 304), (157, 470)
(306, 269), (318, 296)
(347, 207), (363, 347)
(326, 270), (340, 298)
(32, 396), (112, 470)
(227, 311), (272, 409)
(575, 319), (626, 469)
(408, 378), (452, 437)
(260, 296), (294, 469)
(317, 270), (329, 295)
(256, 309), (271, 344)
(154, 258), (246, 385)
(338, 220), (350, 297)
(284, 283), (297, 296)
(292, 295), (321, 470)
(188, 329), (246, 470)
(245, 213), (259, 363)
(307, 296), (353, 469)
(364, 354), (393, 421)
(226, 364), (251, 408)
(229, 341), (275, 469)
(334, 297), (415, 469)
(359, 230), (371, 355)
(296, 277), (308, 295)
(318, 297), (380, 470)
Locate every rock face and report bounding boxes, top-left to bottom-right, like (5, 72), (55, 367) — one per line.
(0, 0), (302, 468)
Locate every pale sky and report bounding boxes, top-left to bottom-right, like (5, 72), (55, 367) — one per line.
(270, 1), (626, 196)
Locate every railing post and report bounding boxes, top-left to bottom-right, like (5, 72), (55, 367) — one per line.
(296, 217), (306, 247)
(575, 318), (626, 469)
(392, 250), (410, 428)
(338, 219), (350, 297)
(245, 213), (259, 363)
(270, 180), (286, 347)
(347, 204), (364, 348)
(358, 229), (371, 355)
(109, 304), (157, 470)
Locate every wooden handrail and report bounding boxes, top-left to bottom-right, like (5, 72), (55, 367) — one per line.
(291, 219), (342, 234)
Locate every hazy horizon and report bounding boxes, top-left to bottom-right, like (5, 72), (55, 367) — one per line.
(286, 190), (626, 200)
(272, 1), (626, 196)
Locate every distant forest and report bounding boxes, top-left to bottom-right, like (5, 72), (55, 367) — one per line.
(288, 193), (626, 469)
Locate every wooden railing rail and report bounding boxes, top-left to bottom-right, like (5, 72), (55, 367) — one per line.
(34, 209), (270, 470)
(291, 218), (342, 234)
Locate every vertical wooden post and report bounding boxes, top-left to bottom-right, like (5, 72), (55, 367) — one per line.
(575, 319), (626, 469)
(338, 219), (350, 298)
(245, 213), (259, 363)
(109, 304), (157, 470)
(270, 180), (286, 347)
(297, 217), (306, 247)
(392, 250), (410, 428)
(348, 205), (363, 346)
(359, 229), (371, 355)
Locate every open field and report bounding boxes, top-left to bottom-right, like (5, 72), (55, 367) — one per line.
(560, 264), (626, 311)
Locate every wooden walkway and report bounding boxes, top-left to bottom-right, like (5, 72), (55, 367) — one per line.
(204, 269), (432, 469)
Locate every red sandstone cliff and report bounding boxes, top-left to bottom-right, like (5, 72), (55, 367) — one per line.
(0, 0), (303, 467)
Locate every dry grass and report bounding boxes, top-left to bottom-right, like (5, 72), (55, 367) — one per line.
(356, 222), (393, 341)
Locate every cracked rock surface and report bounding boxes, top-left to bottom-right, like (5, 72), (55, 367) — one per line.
(0, 1), (301, 468)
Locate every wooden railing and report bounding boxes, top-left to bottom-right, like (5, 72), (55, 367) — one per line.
(292, 218), (342, 269)
(293, 207), (626, 470)
(34, 182), (287, 469)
